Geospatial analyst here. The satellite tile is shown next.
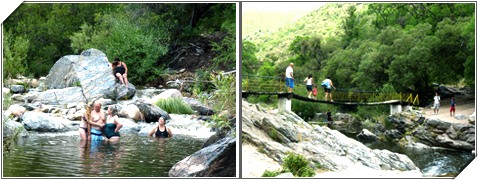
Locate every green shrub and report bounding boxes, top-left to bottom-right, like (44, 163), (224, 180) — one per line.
(209, 114), (232, 131)
(282, 152), (316, 177)
(2, 93), (13, 111)
(261, 169), (281, 177)
(155, 98), (195, 114)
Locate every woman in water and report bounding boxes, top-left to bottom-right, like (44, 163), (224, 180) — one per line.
(104, 105), (123, 141)
(148, 117), (173, 138)
(111, 57), (129, 87)
(79, 102), (93, 141)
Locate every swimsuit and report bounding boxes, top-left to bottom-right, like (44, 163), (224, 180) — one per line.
(90, 128), (103, 141)
(104, 123), (120, 139)
(155, 126), (169, 138)
(114, 64), (126, 75)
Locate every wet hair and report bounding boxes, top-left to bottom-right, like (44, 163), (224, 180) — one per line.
(108, 105), (118, 115)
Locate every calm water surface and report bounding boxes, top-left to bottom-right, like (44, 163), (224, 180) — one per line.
(3, 132), (206, 177)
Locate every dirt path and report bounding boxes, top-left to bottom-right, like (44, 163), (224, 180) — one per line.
(241, 143), (281, 178)
(422, 95), (475, 124)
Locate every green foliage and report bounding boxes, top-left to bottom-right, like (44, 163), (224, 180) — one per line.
(192, 69), (214, 97)
(262, 169), (281, 177)
(210, 72), (236, 115)
(282, 152), (316, 177)
(209, 114), (232, 131)
(2, 93), (13, 111)
(242, 41), (260, 74)
(155, 98), (195, 115)
(267, 128), (280, 142)
(3, 31), (29, 79)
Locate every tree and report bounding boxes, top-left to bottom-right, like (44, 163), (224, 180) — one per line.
(3, 31), (29, 80)
(242, 41), (260, 75)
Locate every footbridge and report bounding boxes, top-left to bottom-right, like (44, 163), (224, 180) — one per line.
(242, 75), (420, 115)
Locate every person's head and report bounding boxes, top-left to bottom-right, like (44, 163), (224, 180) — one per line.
(107, 105), (117, 115)
(93, 101), (102, 112)
(113, 57), (120, 66)
(327, 76), (331, 79)
(308, 74), (312, 78)
(435, 92), (439, 96)
(158, 116), (165, 125)
(290, 63), (294, 67)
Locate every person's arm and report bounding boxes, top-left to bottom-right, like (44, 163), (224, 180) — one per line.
(330, 81), (336, 89)
(167, 127), (173, 138)
(304, 78), (307, 82)
(290, 72), (294, 79)
(114, 116), (123, 133)
(148, 126), (156, 137)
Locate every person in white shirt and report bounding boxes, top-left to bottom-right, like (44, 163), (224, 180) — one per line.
(433, 92), (441, 115)
(285, 63), (294, 92)
(322, 77), (336, 102)
(304, 74), (313, 98)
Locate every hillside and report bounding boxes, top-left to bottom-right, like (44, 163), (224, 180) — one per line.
(243, 3), (366, 62)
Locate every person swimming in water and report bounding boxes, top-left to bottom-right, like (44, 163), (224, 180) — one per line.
(148, 117), (173, 138)
(104, 105), (123, 141)
(89, 101), (106, 141)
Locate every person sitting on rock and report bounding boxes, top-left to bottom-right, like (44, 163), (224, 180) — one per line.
(148, 117), (173, 138)
(104, 105), (123, 141)
(111, 57), (129, 88)
(89, 101), (106, 141)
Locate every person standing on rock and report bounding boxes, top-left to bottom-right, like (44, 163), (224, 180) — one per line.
(450, 97), (456, 116)
(89, 101), (106, 141)
(104, 105), (123, 141)
(326, 110), (333, 128)
(304, 74), (313, 98)
(433, 92), (441, 115)
(111, 57), (129, 88)
(148, 117), (173, 138)
(285, 63), (294, 93)
(322, 77), (336, 102)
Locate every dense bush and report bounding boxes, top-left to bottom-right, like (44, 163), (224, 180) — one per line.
(155, 98), (195, 115)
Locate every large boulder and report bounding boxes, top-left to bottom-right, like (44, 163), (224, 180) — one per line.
(21, 111), (69, 132)
(332, 113), (362, 134)
(149, 89), (183, 104)
(118, 104), (144, 122)
(43, 48), (134, 102)
(5, 104), (27, 117)
(32, 87), (87, 105)
(169, 137), (236, 177)
(357, 129), (378, 143)
(134, 100), (170, 123)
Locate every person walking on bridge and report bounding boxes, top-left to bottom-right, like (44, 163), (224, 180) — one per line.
(304, 74), (313, 98)
(285, 63), (295, 93)
(322, 77), (336, 102)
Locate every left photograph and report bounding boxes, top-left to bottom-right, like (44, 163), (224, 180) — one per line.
(2, 3), (236, 177)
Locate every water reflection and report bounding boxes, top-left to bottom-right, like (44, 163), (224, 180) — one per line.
(4, 133), (205, 177)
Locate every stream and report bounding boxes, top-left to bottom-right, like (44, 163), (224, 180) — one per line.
(3, 131), (206, 177)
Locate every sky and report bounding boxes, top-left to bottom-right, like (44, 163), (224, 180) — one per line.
(242, 2), (327, 13)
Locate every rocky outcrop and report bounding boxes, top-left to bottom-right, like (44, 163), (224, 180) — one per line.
(168, 136), (236, 177)
(10, 85), (26, 94)
(118, 104), (144, 122)
(242, 100), (421, 176)
(32, 87), (87, 105)
(21, 111), (69, 132)
(43, 48), (135, 103)
(149, 89), (183, 104)
(412, 119), (475, 151)
(331, 113), (362, 134)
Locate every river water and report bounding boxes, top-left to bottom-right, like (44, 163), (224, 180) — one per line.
(341, 132), (474, 177)
(3, 131), (206, 177)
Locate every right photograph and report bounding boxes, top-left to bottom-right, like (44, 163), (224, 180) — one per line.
(241, 2), (475, 178)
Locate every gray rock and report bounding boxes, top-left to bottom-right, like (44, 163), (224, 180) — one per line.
(33, 87), (86, 105)
(169, 137), (236, 177)
(384, 129), (403, 141)
(3, 117), (29, 138)
(357, 129), (378, 143)
(21, 111), (68, 132)
(11, 94), (24, 102)
(150, 89), (183, 104)
(118, 104), (144, 122)
(10, 85), (26, 94)
(454, 114), (468, 120)
(135, 100), (170, 123)
(183, 97), (214, 115)
(44, 48), (119, 102)
(332, 113), (362, 134)
(118, 118), (141, 133)
(138, 124), (157, 136)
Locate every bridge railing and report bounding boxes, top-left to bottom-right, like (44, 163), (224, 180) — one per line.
(242, 74), (420, 105)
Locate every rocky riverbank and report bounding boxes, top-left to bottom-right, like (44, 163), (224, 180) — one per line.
(242, 100), (422, 178)
(3, 48), (236, 177)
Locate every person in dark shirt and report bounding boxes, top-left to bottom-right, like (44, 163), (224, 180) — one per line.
(148, 117), (173, 138)
(326, 110), (333, 128)
(110, 57), (129, 87)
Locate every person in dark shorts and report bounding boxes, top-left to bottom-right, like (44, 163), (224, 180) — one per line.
(148, 117), (173, 138)
(304, 74), (313, 98)
(111, 57), (129, 87)
(322, 76), (336, 102)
